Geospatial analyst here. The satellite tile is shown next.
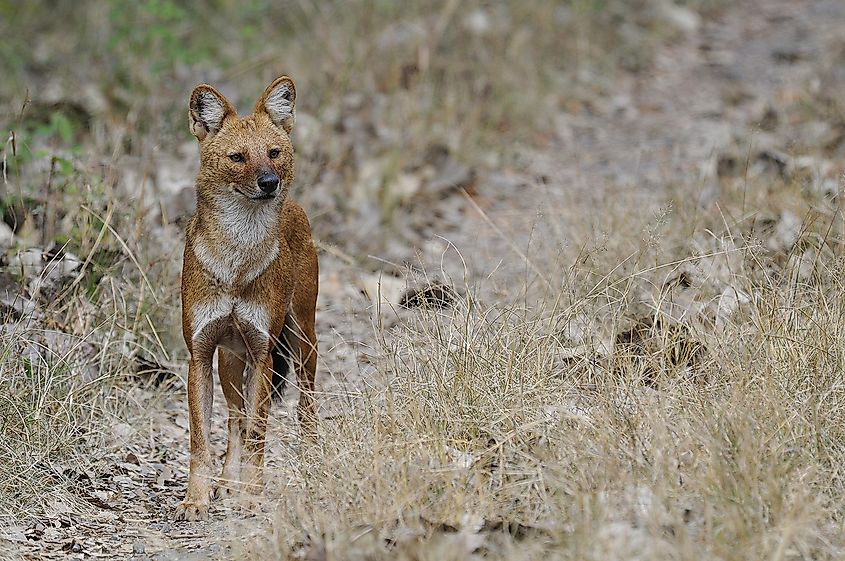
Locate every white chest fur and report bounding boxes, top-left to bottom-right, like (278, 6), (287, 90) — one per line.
(192, 195), (282, 286)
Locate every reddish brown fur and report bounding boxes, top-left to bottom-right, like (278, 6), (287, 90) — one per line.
(175, 76), (318, 522)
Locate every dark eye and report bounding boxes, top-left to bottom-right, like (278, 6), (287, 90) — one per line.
(268, 148), (281, 159)
(228, 153), (245, 163)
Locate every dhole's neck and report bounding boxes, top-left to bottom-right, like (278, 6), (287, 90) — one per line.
(194, 189), (282, 248)
(189, 188), (283, 288)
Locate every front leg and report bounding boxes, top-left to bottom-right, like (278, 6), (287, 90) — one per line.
(240, 352), (273, 496)
(215, 349), (246, 499)
(175, 353), (215, 521)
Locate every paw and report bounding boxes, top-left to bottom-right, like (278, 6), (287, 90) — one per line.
(174, 500), (209, 522)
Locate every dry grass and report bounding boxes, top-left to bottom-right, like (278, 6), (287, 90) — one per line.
(0, 233), (175, 518)
(249, 173), (845, 559)
(0, 328), (116, 519)
(3, 0), (845, 559)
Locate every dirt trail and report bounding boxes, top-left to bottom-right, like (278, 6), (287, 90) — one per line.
(457, 0), (845, 285)
(16, 1), (845, 558)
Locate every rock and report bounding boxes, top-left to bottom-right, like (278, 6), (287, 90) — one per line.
(755, 147), (792, 177)
(153, 145), (198, 223)
(390, 172), (423, 203)
(609, 94), (638, 120)
(133, 542), (146, 554)
(8, 247), (83, 300)
(445, 447), (475, 470)
(18, 328), (99, 380)
(787, 245), (832, 283)
(110, 422), (134, 444)
(0, 292), (41, 324)
(358, 273), (405, 311)
(0, 222), (15, 249)
(398, 281), (457, 310)
(463, 9), (491, 35)
(654, 0), (701, 34)
(5, 527), (28, 543)
(716, 287), (751, 332)
(10, 248), (44, 279)
(57, 251), (82, 276)
(376, 19), (425, 51)
(351, 157), (389, 210)
(81, 84), (109, 114)
(761, 211), (800, 253)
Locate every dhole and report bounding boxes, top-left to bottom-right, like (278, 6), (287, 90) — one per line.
(175, 76), (318, 522)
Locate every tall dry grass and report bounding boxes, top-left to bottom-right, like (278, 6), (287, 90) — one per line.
(247, 261), (845, 560)
(246, 167), (845, 559)
(0, 237), (177, 517)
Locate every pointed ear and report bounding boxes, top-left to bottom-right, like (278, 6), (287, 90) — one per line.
(255, 76), (296, 133)
(189, 84), (236, 141)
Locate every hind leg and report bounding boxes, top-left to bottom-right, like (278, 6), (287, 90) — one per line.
(285, 305), (318, 440)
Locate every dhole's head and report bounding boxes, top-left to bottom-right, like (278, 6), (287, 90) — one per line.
(189, 76), (296, 202)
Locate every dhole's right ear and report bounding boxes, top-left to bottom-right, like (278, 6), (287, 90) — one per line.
(189, 85), (236, 141)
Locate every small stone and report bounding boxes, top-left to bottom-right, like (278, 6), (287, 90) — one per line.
(133, 542), (146, 554)
(0, 222), (15, 248)
(151, 521), (171, 534)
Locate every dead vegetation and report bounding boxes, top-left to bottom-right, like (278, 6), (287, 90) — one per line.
(247, 167), (845, 560)
(2, 0), (845, 559)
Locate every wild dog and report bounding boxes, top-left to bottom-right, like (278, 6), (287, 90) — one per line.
(175, 76), (318, 522)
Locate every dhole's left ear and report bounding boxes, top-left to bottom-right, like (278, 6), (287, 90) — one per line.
(255, 76), (296, 133)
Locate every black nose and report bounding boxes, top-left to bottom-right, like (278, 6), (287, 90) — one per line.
(257, 172), (279, 194)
